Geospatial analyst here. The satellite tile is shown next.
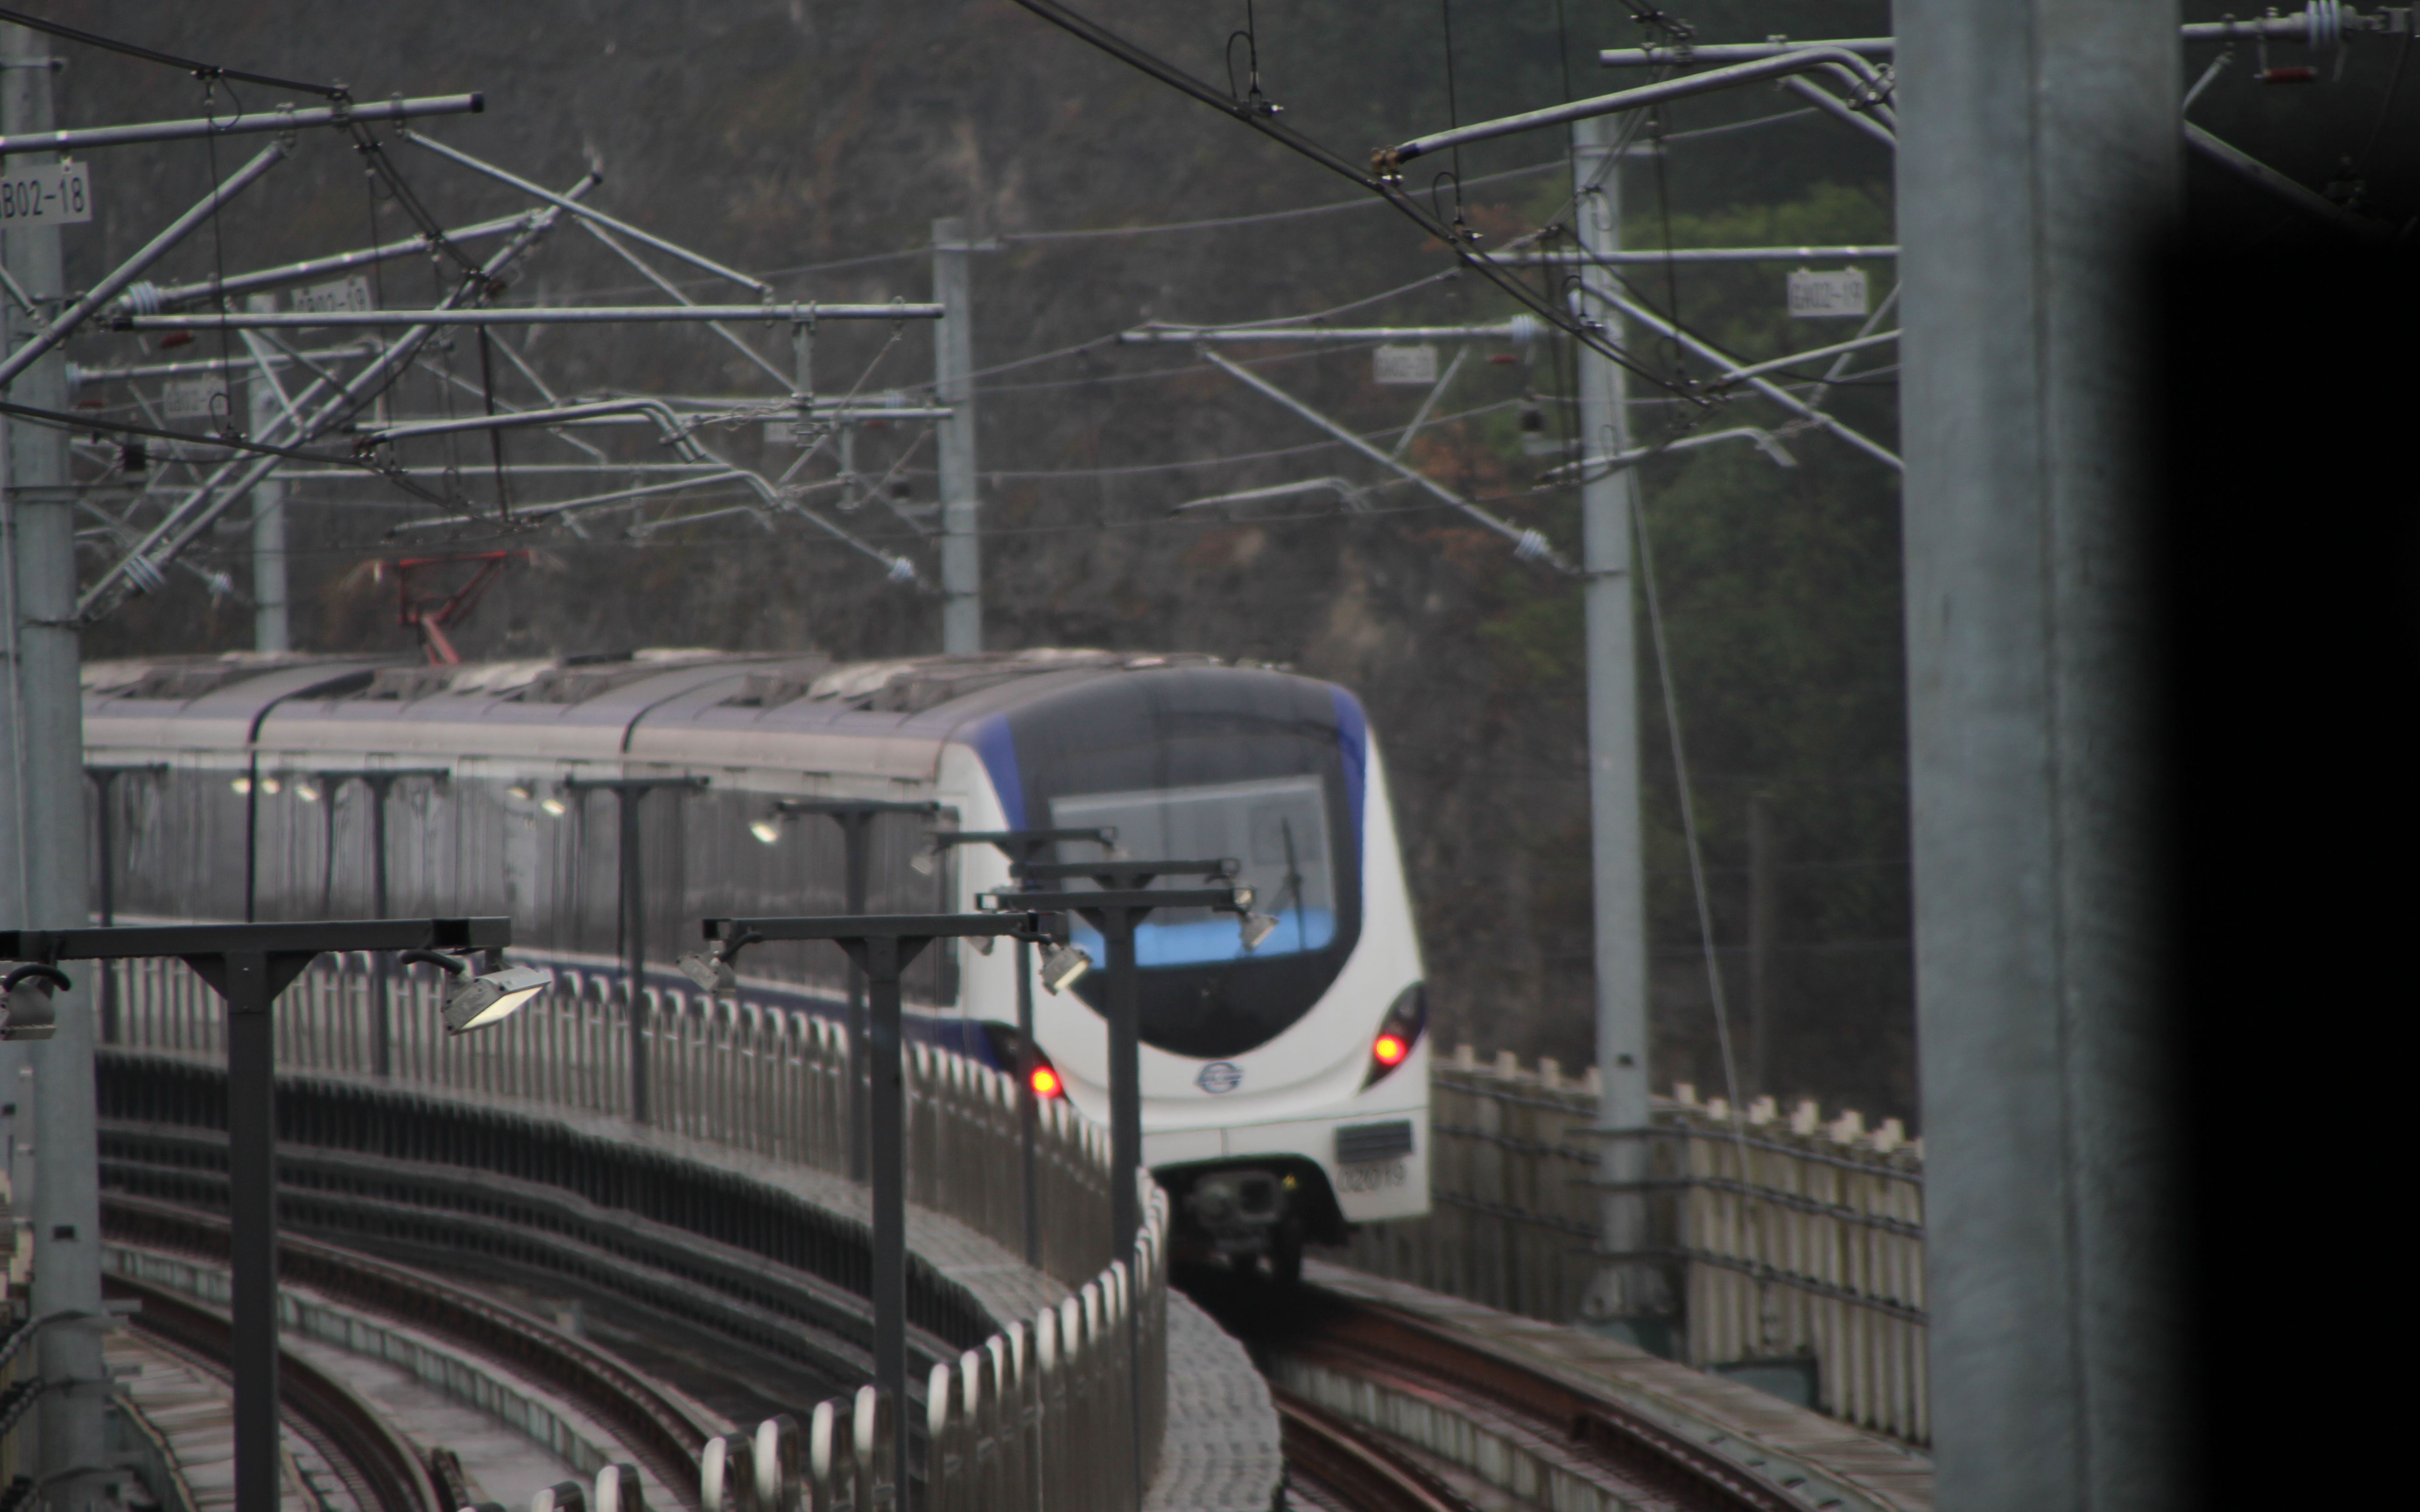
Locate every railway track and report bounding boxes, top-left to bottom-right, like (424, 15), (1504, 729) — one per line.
(108, 1271), (443, 1512)
(101, 1193), (719, 1510)
(1272, 1387), (1473, 1512)
(1184, 1265), (1835, 1512)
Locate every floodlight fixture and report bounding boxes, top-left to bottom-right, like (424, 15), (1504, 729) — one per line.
(677, 950), (739, 995)
(749, 819), (782, 845)
(1, 964), (69, 1041)
(1040, 944), (1093, 995)
(401, 949), (551, 1034)
(506, 782), (534, 801)
(294, 777), (323, 803)
(231, 775), (253, 795)
(539, 794), (568, 817)
(260, 777), (282, 796)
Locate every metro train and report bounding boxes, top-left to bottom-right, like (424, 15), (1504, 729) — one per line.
(81, 646), (1432, 1274)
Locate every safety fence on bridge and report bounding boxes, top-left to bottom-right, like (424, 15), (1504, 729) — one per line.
(1332, 1045), (1929, 1444)
(107, 952), (1165, 1510)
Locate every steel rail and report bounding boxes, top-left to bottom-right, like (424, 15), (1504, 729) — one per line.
(104, 1196), (712, 1506)
(105, 1268), (442, 1512)
(1273, 1386), (1476, 1512)
(0, 93), (481, 154)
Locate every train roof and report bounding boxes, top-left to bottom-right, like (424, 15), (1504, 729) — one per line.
(81, 647), (1334, 776)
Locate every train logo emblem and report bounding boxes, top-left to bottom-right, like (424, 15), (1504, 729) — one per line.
(1196, 1061), (1243, 1094)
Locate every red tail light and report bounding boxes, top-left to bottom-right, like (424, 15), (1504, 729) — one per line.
(1030, 1063), (1064, 1099)
(1362, 984), (1427, 1088)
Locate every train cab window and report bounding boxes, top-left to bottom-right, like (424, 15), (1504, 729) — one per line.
(1052, 777), (1335, 963)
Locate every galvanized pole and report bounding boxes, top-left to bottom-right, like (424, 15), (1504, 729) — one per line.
(1747, 791), (1775, 1098)
(1569, 114), (1668, 1350)
(246, 300), (289, 653)
(1, 23), (108, 1508)
(932, 217), (980, 652)
(1897, 1), (2181, 1507)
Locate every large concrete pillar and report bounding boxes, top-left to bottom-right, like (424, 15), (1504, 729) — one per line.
(1896, 3), (2183, 1508)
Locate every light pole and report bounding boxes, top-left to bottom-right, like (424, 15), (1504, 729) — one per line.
(565, 777), (709, 1121)
(310, 770), (450, 1075)
(699, 906), (1065, 1491)
(1007, 858), (1255, 1510)
(768, 798), (941, 1179)
(1, 918), (534, 1512)
(924, 827), (1115, 1265)
(83, 764), (167, 1043)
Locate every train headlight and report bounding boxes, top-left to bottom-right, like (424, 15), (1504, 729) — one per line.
(1362, 982), (1427, 1089)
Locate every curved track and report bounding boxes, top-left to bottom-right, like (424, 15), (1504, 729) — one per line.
(103, 1194), (717, 1510)
(1183, 1265), (1815, 1512)
(108, 1271), (442, 1512)
(1272, 1387), (1473, 1512)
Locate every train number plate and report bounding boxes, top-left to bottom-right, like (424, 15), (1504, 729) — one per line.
(1337, 1158), (1408, 1194)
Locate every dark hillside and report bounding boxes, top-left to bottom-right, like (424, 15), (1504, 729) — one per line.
(46, 0), (1917, 1116)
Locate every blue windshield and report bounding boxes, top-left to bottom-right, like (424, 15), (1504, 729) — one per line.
(1052, 775), (1335, 966)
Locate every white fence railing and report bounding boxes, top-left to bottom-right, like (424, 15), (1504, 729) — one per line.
(1333, 1045), (1929, 1444)
(106, 952), (1163, 1507)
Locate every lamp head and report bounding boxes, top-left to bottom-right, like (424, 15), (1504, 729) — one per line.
(1, 964), (70, 1041)
(402, 949), (549, 1034)
(677, 951), (739, 995)
(1039, 944), (1093, 995)
(1238, 912), (1280, 951)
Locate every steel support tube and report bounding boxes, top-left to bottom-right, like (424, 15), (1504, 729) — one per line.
(2182, 124), (2390, 240)
(122, 303), (941, 329)
(1197, 348), (1575, 567)
(1121, 320), (1536, 343)
(1781, 76), (1901, 150)
(1713, 328), (1900, 385)
(0, 93), (480, 155)
(1580, 282), (1905, 470)
(74, 175), (599, 621)
(126, 212), (534, 313)
(1600, 39), (1899, 66)
(405, 130), (770, 295)
(1385, 49), (1890, 166)
(0, 140), (287, 388)
(1492, 245), (1898, 266)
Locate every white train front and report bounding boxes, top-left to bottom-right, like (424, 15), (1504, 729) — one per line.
(82, 647), (1433, 1273)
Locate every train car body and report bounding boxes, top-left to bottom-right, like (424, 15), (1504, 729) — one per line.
(82, 647), (1431, 1267)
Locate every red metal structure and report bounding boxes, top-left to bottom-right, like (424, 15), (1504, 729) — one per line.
(393, 551), (525, 664)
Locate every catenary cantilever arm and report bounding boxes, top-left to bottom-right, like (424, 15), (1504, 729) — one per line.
(1380, 48), (1892, 167)
(1197, 349), (1577, 571)
(0, 140), (287, 389)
